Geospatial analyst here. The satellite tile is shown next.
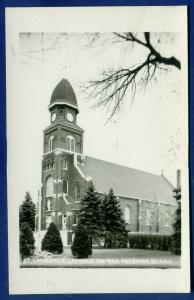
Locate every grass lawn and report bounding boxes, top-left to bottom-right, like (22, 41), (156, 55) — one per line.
(20, 247), (181, 268)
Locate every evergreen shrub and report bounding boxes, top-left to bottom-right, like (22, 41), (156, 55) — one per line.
(101, 188), (128, 249)
(19, 192), (36, 231)
(71, 223), (92, 258)
(20, 222), (35, 261)
(171, 187), (181, 255)
(41, 222), (63, 254)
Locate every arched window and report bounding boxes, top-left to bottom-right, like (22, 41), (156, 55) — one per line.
(47, 199), (52, 211)
(49, 136), (54, 151)
(66, 135), (75, 152)
(124, 206), (131, 224)
(146, 208), (151, 225)
(63, 179), (68, 194)
(75, 183), (80, 202)
(164, 211), (170, 226)
(46, 176), (54, 197)
(59, 110), (63, 117)
(62, 159), (68, 170)
(46, 215), (52, 229)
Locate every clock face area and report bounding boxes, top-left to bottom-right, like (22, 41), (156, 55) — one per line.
(51, 113), (56, 122)
(66, 112), (74, 122)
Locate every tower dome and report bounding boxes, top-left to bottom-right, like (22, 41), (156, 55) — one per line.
(49, 79), (78, 110)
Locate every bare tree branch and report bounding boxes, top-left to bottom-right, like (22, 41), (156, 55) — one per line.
(83, 32), (181, 120)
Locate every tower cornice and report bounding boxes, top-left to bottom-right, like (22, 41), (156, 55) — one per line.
(48, 100), (79, 112)
(43, 121), (84, 134)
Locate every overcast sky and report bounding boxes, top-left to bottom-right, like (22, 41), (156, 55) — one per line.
(7, 32), (183, 204)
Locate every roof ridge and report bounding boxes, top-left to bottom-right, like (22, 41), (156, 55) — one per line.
(80, 155), (175, 205)
(84, 155), (162, 178)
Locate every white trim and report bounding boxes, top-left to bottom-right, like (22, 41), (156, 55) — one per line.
(74, 153), (85, 179)
(54, 150), (62, 155)
(48, 100), (79, 111)
(66, 211), (73, 216)
(63, 193), (70, 204)
(53, 179), (62, 183)
(43, 147), (82, 156)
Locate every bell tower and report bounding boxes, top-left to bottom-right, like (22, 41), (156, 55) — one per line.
(41, 79), (84, 231)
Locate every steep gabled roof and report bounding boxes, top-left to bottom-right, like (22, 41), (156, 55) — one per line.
(79, 156), (175, 205)
(50, 79), (78, 109)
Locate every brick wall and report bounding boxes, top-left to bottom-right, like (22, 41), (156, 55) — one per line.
(40, 150), (176, 236)
(119, 197), (139, 232)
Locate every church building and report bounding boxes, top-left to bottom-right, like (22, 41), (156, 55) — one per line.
(37, 79), (177, 245)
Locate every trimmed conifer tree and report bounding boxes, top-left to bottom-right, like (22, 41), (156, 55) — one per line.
(79, 181), (104, 246)
(20, 222), (35, 261)
(101, 188), (128, 248)
(171, 187), (181, 255)
(19, 192), (36, 231)
(41, 222), (63, 254)
(71, 223), (92, 258)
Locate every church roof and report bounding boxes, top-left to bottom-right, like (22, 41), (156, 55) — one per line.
(79, 156), (175, 205)
(50, 79), (78, 109)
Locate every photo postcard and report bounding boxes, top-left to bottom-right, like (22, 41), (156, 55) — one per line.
(6, 6), (190, 294)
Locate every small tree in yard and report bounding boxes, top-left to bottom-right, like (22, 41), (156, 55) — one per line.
(101, 188), (128, 248)
(41, 222), (63, 254)
(79, 181), (104, 246)
(19, 192), (36, 231)
(71, 223), (92, 258)
(171, 187), (181, 255)
(20, 222), (35, 261)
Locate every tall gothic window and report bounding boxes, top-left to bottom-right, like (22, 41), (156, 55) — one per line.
(63, 179), (68, 194)
(49, 136), (54, 151)
(75, 183), (80, 202)
(146, 208), (152, 225)
(66, 135), (75, 152)
(46, 215), (52, 229)
(124, 206), (131, 224)
(62, 159), (68, 170)
(46, 176), (54, 197)
(47, 199), (52, 211)
(164, 211), (170, 226)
